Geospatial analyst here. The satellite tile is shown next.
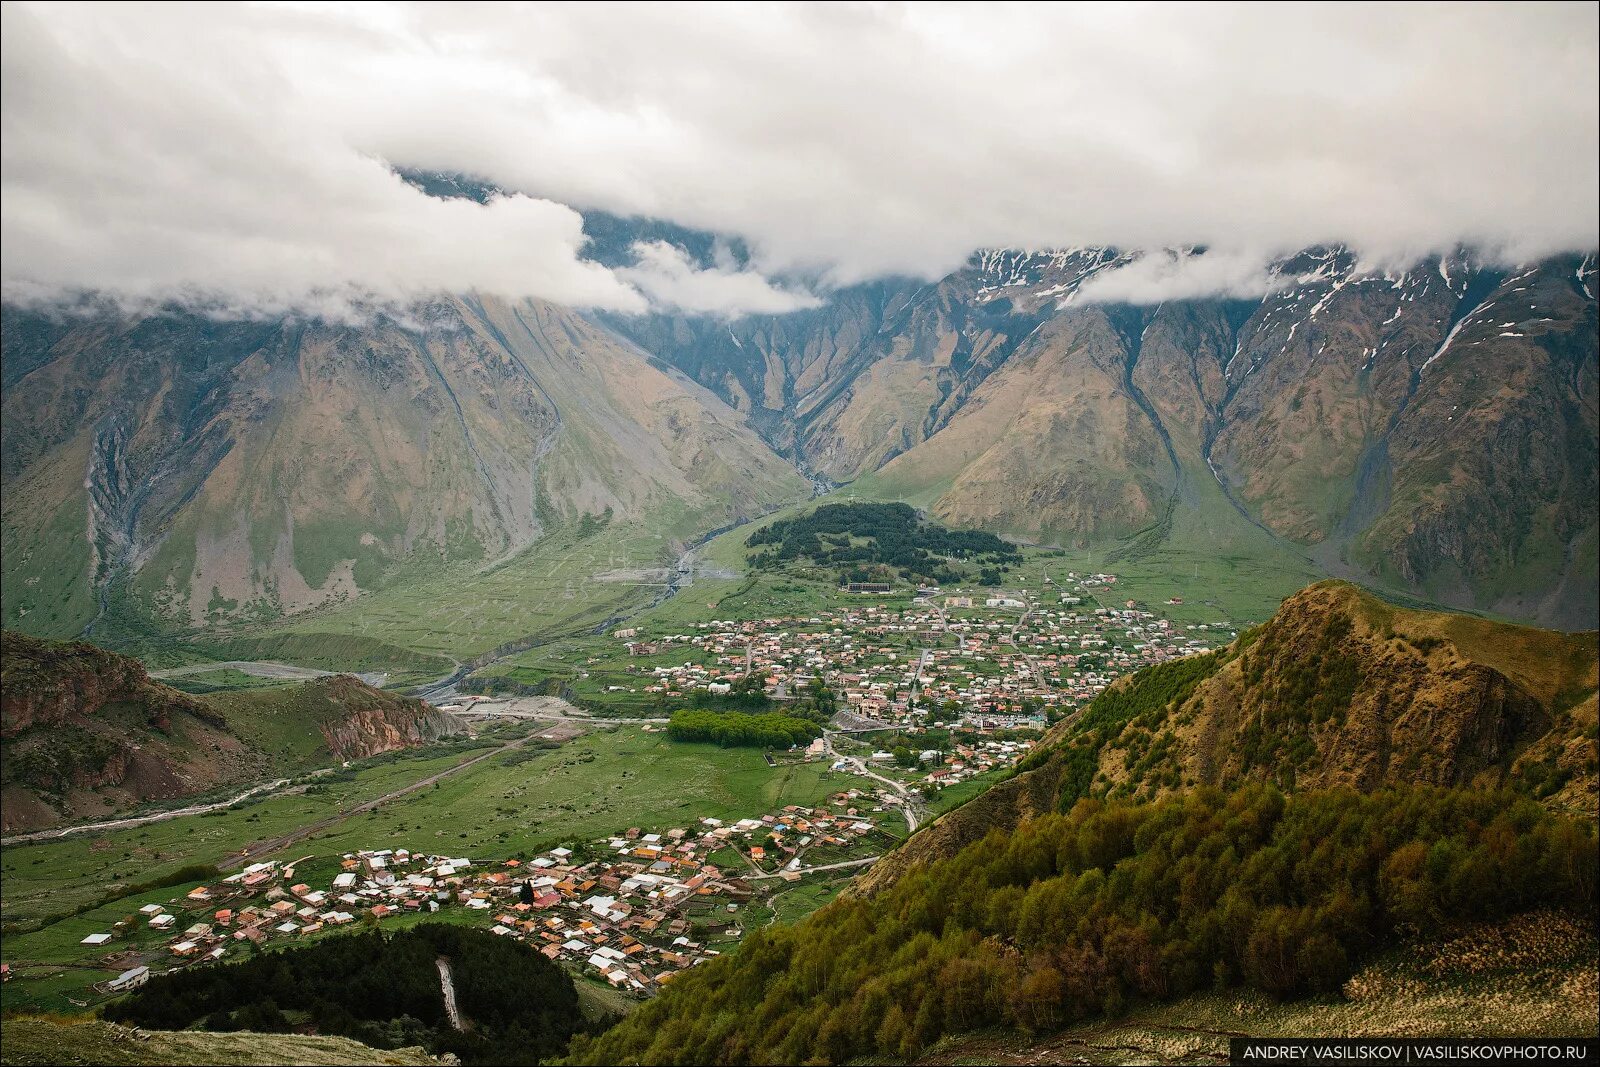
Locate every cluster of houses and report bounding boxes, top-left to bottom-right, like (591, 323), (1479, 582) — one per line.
(80, 851), (467, 992)
(42, 569), (1242, 1007)
(901, 737), (1034, 790)
(73, 793), (896, 1000)
(484, 796), (890, 991)
(612, 572), (1229, 733)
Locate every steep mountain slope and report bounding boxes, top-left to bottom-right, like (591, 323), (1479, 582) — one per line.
(3, 206), (1593, 637)
(0, 630), (460, 832)
(568, 784), (1596, 1066)
(856, 580), (1597, 897)
(565, 583), (1599, 1067)
(0, 297), (807, 637)
(1107, 582), (1599, 810)
(621, 241), (1597, 627)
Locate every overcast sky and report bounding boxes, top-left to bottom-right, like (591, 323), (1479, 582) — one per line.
(2, 1), (1595, 317)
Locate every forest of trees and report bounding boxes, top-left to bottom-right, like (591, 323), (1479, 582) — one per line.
(746, 502), (1020, 586)
(566, 783), (1597, 1065)
(667, 709), (824, 748)
(105, 925), (583, 1065)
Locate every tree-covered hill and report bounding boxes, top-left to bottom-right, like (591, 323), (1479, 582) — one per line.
(746, 501), (1021, 587)
(564, 580), (1600, 1065)
(105, 925), (581, 1066)
(566, 783), (1596, 1065)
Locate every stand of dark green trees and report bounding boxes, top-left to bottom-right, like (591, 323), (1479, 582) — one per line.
(104, 925), (584, 1065)
(746, 501), (1020, 585)
(667, 709), (823, 748)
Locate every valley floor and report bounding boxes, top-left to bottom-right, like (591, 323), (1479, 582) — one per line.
(0, 721), (898, 1015)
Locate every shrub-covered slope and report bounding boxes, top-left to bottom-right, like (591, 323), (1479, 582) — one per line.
(567, 784), (1596, 1065)
(566, 581), (1598, 1066)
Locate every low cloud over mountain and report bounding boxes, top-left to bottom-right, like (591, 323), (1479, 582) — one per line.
(2, 3), (1594, 316)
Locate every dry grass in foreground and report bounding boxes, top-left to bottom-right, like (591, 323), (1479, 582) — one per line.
(919, 910), (1598, 1066)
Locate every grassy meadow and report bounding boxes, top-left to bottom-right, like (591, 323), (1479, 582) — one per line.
(0, 725), (880, 1013)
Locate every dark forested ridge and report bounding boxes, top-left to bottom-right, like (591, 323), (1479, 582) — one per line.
(747, 502), (1021, 586)
(565, 784), (1597, 1065)
(104, 924), (582, 1065)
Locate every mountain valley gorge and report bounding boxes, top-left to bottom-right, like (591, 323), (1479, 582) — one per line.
(5, 216), (1594, 641)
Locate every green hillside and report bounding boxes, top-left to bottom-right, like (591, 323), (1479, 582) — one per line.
(564, 582), (1600, 1065)
(566, 783), (1596, 1065)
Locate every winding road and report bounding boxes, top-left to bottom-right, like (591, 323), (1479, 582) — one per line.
(746, 855), (881, 881)
(0, 774), (323, 847)
(824, 733), (924, 833)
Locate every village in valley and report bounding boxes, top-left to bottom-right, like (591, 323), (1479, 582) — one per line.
(599, 569), (1228, 779)
(61, 791), (904, 1001)
(4, 563), (1241, 1013)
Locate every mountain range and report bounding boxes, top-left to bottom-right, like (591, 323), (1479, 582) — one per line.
(2, 181), (1595, 641)
(612, 242), (1598, 628)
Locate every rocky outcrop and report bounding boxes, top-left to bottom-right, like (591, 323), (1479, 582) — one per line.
(309, 675), (462, 760)
(0, 631), (463, 832)
(0, 630), (211, 738)
(1161, 583), (1554, 793)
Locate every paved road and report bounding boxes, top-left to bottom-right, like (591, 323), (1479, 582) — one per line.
(824, 734), (923, 833)
(746, 855), (881, 881)
(909, 647), (934, 705)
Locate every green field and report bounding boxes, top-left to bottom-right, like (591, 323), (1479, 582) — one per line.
(922, 765), (1017, 819)
(161, 668), (296, 695)
(767, 877), (851, 926)
(0, 746), (486, 929)
(263, 519), (700, 661)
(0, 726), (879, 1013)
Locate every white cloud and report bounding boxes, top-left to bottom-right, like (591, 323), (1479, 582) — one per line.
(2, 1), (1595, 314)
(617, 241), (821, 316)
(1072, 249), (1293, 305)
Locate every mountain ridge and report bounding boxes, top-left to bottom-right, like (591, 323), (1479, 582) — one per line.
(1, 294), (809, 639)
(614, 241), (1597, 627)
(0, 629), (461, 833)
(852, 580), (1598, 897)
(2, 210), (1595, 639)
